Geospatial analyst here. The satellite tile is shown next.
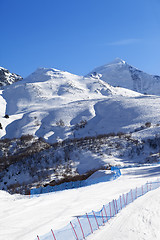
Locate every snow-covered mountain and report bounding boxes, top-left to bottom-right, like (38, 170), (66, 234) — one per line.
(1, 62), (160, 240)
(1, 64), (160, 142)
(0, 67), (22, 87)
(0, 67), (144, 141)
(87, 58), (160, 95)
(1, 61), (160, 240)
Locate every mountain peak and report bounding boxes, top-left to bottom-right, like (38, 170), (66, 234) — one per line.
(23, 67), (78, 84)
(108, 58), (126, 65)
(87, 59), (160, 95)
(89, 58), (127, 73)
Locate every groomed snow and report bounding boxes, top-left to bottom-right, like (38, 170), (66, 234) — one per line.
(0, 164), (160, 240)
(87, 187), (160, 240)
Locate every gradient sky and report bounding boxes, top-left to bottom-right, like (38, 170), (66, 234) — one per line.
(1, 0), (160, 77)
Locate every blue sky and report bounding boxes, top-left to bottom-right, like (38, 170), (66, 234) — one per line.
(1, 0), (160, 77)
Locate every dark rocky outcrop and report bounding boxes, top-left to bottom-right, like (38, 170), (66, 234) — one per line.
(0, 67), (22, 88)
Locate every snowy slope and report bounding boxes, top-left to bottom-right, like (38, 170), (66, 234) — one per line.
(87, 58), (160, 95)
(1, 66), (160, 142)
(0, 67), (144, 141)
(0, 67), (22, 88)
(0, 164), (160, 240)
(1, 63), (160, 240)
(87, 187), (160, 240)
(2, 66), (160, 196)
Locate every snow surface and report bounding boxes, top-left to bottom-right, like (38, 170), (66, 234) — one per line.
(87, 187), (160, 240)
(1, 61), (160, 240)
(1, 65), (160, 142)
(87, 58), (160, 95)
(0, 164), (160, 240)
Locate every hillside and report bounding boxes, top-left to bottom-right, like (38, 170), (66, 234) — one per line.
(0, 61), (160, 240)
(87, 58), (160, 95)
(1, 65), (160, 143)
(1, 129), (160, 194)
(0, 66), (142, 141)
(1, 62), (160, 194)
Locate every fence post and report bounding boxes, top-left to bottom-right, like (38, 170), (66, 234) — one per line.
(112, 200), (116, 215)
(92, 211), (99, 229)
(125, 193), (128, 205)
(86, 213), (93, 233)
(77, 217), (85, 239)
(103, 205), (108, 222)
(109, 202), (112, 219)
(135, 187), (137, 199)
(120, 195), (122, 210)
(115, 199), (118, 213)
(51, 229), (56, 240)
(70, 221), (79, 240)
(101, 209), (105, 225)
(142, 185), (143, 195)
(123, 194), (126, 207)
(131, 189), (133, 202)
(147, 182), (148, 192)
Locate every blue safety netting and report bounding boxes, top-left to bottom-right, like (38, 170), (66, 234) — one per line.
(31, 168), (121, 195)
(37, 178), (160, 240)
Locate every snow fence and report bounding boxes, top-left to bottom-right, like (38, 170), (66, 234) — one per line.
(36, 178), (160, 240)
(31, 167), (121, 195)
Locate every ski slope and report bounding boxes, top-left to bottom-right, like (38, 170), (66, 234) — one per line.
(0, 164), (160, 240)
(87, 187), (160, 240)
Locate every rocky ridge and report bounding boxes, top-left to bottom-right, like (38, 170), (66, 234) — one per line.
(0, 67), (22, 88)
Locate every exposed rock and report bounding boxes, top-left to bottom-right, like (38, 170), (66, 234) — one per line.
(0, 67), (22, 88)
